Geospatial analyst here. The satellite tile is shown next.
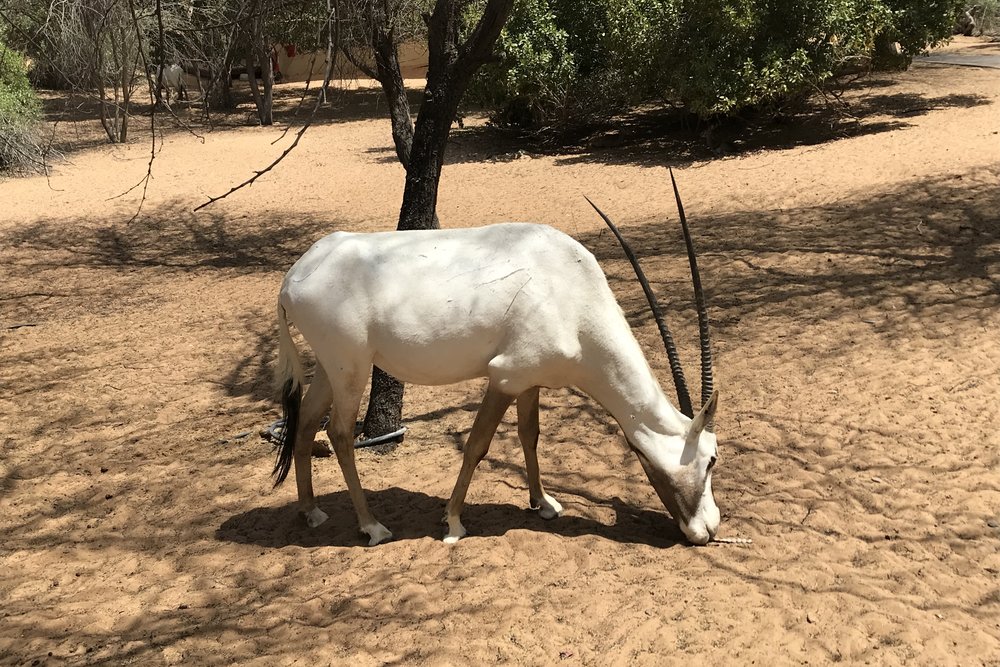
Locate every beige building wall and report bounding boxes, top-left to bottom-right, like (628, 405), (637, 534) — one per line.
(274, 42), (429, 83)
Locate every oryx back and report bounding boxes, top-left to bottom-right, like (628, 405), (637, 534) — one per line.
(279, 223), (619, 393)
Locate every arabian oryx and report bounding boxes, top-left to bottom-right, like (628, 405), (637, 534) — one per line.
(149, 64), (187, 106)
(272, 172), (722, 545)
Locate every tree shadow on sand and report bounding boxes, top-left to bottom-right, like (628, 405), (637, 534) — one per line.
(3, 165), (997, 404)
(443, 81), (992, 168)
(40, 64), (993, 171)
(219, 166), (997, 402)
(576, 165), (1000, 343)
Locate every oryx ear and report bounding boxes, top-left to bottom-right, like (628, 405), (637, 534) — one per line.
(685, 389), (719, 450)
(682, 390), (718, 463)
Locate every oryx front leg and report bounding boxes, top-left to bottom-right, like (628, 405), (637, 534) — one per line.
(294, 367), (333, 528)
(444, 385), (514, 543)
(327, 371), (392, 546)
(517, 387), (562, 519)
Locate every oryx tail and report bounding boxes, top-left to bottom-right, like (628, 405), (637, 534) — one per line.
(272, 304), (304, 486)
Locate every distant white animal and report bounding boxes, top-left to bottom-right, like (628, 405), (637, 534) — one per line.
(149, 64), (187, 105)
(272, 172), (722, 546)
(955, 6), (978, 36)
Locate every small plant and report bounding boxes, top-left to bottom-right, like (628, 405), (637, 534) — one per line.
(0, 40), (46, 174)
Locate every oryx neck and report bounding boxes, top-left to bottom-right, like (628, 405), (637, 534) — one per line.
(579, 334), (689, 449)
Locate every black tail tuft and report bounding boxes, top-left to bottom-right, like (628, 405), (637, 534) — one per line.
(271, 378), (301, 487)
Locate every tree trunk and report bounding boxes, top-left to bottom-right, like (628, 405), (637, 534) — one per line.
(118, 88), (129, 142)
(371, 31), (415, 169)
(359, 0), (513, 443)
(398, 0), (511, 230)
(92, 41), (117, 143)
(357, 23), (431, 446)
(118, 48), (135, 143)
(362, 366), (406, 441)
(245, 48), (265, 124)
(358, 18), (436, 444)
(95, 77), (118, 143)
(396, 88), (459, 230)
(254, 36), (274, 125)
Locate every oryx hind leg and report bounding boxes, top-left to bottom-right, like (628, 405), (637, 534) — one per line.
(443, 383), (514, 543)
(294, 366), (334, 528)
(516, 387), (562, 520)
(326, 368), (392, 546)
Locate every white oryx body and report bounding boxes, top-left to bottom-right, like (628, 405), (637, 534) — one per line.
(275, 221), (721, 546)
(150, 64), (187, 104)
(286, 224), (639, 395)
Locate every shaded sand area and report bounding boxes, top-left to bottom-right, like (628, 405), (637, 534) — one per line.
(1, 39), (999, 665)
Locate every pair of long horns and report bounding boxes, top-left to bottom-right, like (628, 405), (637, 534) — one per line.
(585, 169), (715, 428)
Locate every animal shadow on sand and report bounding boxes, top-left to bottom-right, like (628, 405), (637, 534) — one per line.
(216, 487), (686, 549)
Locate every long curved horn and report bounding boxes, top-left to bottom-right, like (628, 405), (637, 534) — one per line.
(669, 169), (715, 425)
(585, 195), (695, 419)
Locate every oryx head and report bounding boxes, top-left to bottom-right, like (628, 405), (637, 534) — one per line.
(587, 169), (721, 545)
(630, 390), (720, 545)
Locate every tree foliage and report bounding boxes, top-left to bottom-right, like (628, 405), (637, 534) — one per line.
(0, 38), (45, 173)
(0, 0), (324, 133)
(2, 0), (149, 141)
(472, 0), (964, 125)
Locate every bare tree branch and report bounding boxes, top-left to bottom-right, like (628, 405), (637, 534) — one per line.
(194, 123), (309, 211)
(340, 42), (378, 79)
(195, 2), (341, 214)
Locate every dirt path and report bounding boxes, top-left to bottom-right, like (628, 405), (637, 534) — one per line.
(919, 35), (1000, 68)
(919, 45), (1000, 68)
(2, 40), (999, 665)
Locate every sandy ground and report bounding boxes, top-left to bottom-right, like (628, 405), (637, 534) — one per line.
(2, 37), (999, 665)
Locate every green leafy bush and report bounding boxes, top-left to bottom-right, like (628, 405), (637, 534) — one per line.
(472, 0), (964, 126)
(0, 40), (44, 173)
(469, 0), (579, 126)
(658, 0), (903, 115)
